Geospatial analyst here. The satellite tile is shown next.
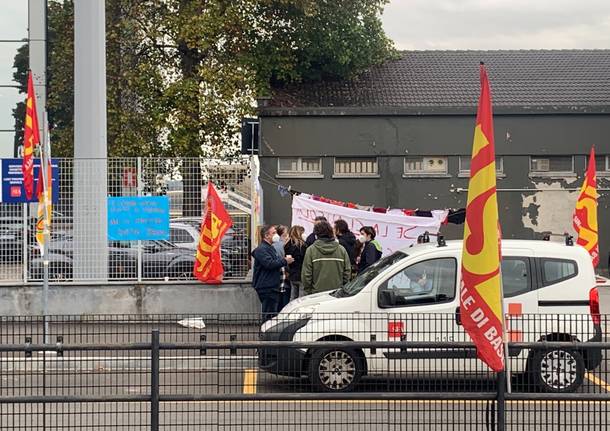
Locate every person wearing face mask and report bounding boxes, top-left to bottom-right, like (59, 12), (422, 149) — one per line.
(357, 226), (382, 274)
(273, 225), (291, 310)
(284, 225), (308, 300)
(251, 225), (294, 321)
(301, 221), (351, 295)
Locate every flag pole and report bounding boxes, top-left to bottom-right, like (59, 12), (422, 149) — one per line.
(498, 265), (511, 393)
(41, 112), (50, 346)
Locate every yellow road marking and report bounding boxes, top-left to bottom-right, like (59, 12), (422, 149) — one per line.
(243, 368), (258, 394)
(585, 372), (610, 392)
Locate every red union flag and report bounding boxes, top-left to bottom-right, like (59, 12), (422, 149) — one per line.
(35, 159), (53, 253)
(460, 63), (505, 372)
(573, 147), (599, 267)
(193, 183), (233, 284)
(22, 71), (41, 200)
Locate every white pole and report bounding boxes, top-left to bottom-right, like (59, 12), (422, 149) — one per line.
(137, 157), (143, 283)
(40, 113), (50, 345)
(498, 258), (512, 393)
(74, 0), (108, 281)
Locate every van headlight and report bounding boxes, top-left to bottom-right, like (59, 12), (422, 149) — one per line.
(287, 304), (318, 320)
(261, 304), (319, 333)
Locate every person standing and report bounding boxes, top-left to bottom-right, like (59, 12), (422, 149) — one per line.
(302, 221), (351, 295)
(251, 225), (294, 321)
(305, 216), (328, 247)
(273, 225), (291, 310)
(334, 219), (357, 276)
(357, 226), (382, 274)
(284, 225), (308, 300)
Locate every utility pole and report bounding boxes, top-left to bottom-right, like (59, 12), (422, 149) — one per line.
(73, 0), (108, 281)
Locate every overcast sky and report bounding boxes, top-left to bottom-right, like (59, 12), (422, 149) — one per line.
(382, 0), (610, 50)
(1, 0), (609, 156)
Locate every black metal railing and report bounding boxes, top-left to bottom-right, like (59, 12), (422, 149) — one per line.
(0, 313), (608, 430)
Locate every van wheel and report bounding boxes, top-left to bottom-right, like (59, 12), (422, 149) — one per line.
(529, 348), (585, 393)
(309, 348), (363, 392)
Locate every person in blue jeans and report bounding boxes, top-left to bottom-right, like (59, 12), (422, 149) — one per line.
(251, 225), (294, 321)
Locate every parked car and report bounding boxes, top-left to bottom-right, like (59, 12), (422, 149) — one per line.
(259, 239), (604, 393)
(0, 211), (73, 264)
(28, 236), (234, 280)
(0, 216), (25, 263)
(170, 218), (249, 277)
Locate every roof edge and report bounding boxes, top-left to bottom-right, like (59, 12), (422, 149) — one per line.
(258, 105), (610, 117)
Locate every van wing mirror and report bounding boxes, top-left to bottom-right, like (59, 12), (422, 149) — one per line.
(379, 289), (397, 308)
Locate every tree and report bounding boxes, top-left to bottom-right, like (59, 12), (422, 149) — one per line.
(12, 0), (395, 214)
(11, 43), (27, 155)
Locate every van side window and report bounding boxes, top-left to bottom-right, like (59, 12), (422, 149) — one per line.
(540, 258), (578, 286)
(378, 258), (456, 308)
(500, 257), (531, 297)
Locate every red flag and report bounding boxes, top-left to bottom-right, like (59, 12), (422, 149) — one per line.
(573, 147), (599, 267)
(23, 71), (41, 200)
(193, 183), (233, 284)
(460, 64), (505, 372)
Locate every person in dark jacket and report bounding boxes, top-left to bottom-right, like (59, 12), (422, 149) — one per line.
(251, 225), (294, 321)
(357, 226), (382, 274)
(302, 221), (351, 295)
(334, 219), (357, 273)
(305, 216), (328, 247)
(273, 225), (291, 310)
(284, 225), (308, 300)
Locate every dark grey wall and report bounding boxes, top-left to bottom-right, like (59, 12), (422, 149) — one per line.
(259, 114), (610, 273)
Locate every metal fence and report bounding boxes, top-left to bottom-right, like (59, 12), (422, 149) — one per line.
(0, 157), (253, 284)
(0, 313), (608, 430)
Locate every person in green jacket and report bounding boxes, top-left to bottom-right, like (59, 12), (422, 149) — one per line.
(301, 221), (351, 295)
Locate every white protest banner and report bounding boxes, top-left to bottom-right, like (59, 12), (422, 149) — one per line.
(291, 195), (448, 255)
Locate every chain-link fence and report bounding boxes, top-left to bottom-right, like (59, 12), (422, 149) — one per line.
(0, 157), (253, 283)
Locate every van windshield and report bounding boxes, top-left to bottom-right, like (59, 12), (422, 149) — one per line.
(334, 251), (408, 298)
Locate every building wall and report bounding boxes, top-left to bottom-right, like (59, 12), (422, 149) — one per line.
(259, 114), (610, 273)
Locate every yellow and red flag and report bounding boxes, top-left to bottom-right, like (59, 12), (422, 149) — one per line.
(573, 147), (599, 267)
(22, 71), (41, 200)
(460, 63), (504, 372)
(35, 159), (53, 253)
(193, 182), (233, 284)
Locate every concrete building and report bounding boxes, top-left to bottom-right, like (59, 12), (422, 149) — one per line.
(257, 50), (610, 272)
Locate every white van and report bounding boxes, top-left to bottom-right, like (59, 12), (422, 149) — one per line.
(259, 239), (604, 393)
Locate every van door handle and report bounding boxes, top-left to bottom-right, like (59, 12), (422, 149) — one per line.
(455, 307), (462, 326)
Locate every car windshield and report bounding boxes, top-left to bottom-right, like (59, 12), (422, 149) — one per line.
(333, 251), (408, 298)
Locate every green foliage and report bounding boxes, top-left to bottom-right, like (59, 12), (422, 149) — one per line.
(12, 0), (395, 158)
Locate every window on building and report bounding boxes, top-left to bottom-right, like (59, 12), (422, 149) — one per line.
(277, 157), (322, 177)
(333, 157), (379, 177)
(404, 156), (448, 176)
(589, 155), (610, 174)
(529, 156), (574, 175)
(459, 156), (504, 176)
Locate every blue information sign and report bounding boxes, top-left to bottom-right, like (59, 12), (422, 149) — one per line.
(107, 196), (170, 241)
(1, 158), (60, 203)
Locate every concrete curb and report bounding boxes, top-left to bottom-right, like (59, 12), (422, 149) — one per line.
(2, 355), (258, 373)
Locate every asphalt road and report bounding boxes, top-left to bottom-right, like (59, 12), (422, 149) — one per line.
(1, 356), (609, 430)
(1, 308), (610, 430)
